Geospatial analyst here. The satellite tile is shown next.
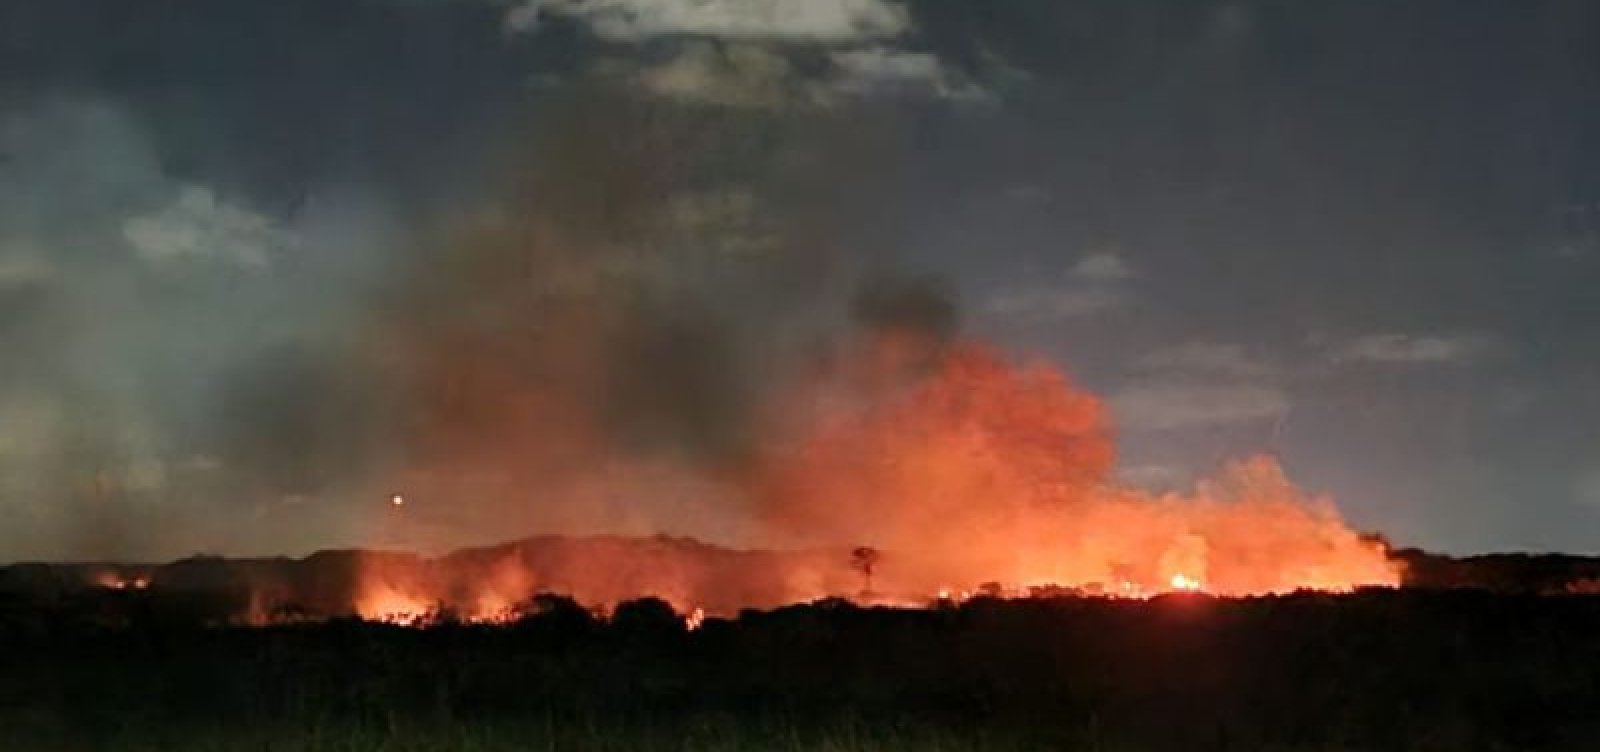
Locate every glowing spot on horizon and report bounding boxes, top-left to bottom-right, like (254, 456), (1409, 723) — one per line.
(1170, 574), (1202, 592)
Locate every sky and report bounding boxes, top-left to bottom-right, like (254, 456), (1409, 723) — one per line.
(1, 0), (1598, 560)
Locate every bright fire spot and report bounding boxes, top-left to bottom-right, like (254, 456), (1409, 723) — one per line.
(1169, 574), (1203, 592)
(94, 573), (150, 590)
(467, 590), (526, 624)
(356, 586), (431, 624)
(322, 339), (1398, 627)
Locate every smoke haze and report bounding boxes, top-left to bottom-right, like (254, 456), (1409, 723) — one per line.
(10, 0), (1591, 563)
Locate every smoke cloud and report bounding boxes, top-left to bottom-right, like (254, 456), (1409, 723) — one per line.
(2, 82), (1393, 606)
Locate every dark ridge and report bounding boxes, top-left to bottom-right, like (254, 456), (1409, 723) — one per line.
(6, 535), (1600, 630)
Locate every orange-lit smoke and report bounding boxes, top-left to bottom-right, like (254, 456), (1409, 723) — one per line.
(754, 338), (1398, 598)
(341, 111), (1394, 612)
(346, 332), (1395, 620)
(351, 550), (540, 624)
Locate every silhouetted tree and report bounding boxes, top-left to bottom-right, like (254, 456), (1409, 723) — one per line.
(851, 546), (880, 596)
(611, 597), (684, 639)
(512, 593), (598, 639)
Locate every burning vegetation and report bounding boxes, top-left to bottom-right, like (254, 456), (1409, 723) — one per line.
(4, 325), (1399, 626)
(329, 334), (1396, 626)
(3, 104), (1399, 624)
(755, 338), (1398, 600)
(223, 98), (1404, 626)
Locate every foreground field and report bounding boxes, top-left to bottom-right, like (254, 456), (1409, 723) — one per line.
(4, 590), (1599, 751)
(2, 717), (1068, 752)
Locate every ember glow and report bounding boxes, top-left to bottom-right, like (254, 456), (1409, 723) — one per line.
(355, 585), (432, 624)
(351, 552), (535, 624)
(93, 572), (150, 591)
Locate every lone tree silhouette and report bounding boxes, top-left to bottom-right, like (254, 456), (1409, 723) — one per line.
(851, 546), (881, 596)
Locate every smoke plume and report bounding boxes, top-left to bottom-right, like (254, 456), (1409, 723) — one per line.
(1, 86), (1395, 605)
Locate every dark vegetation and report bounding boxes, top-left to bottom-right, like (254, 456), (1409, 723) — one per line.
(0, 535), (862, 623)
(4, 587), (1600, 751)
(7, 540), (1600, 750)
(7, 533), (1600, 625)
(1389, 548), (1600, 594)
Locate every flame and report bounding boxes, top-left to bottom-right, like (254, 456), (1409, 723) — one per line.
(93, 572), (150, 590)
(323, 338), (1395, 627)
(356, 585), (432, 624)
(1168, 574), (1202, 592)
(348, 550), (540, 625)
(758, 341), (1399, 598)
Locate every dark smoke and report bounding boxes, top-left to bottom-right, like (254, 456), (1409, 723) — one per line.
(0, 79), (920, 561)
(334, 93), (916, 553)
(601, 295), (751, 464)
(850, 272), (960, 342)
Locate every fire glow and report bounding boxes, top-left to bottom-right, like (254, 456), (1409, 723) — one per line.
(94, 573), (150, 591)
(755, 340), (1399, 599)
(346, 338), (1398, 623)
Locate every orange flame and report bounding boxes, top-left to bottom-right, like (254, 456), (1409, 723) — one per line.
(758, 341), (1398, 598)
(355, 584), (433, 624)
(93, 572), (150, 590)
(338, 338), (1395, 626)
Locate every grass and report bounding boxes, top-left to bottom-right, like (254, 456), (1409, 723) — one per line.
(1, 712), (1061, 752)
(8, 592), (1600, 751)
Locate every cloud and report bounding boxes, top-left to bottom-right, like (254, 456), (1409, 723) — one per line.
(510, 0), (991, 109)
(1071, 251), (1135, 281)
(506, 0), (910, 41)
(632, 41), (985, 107)
(1111, 383), (1288, 430)
(826, 47), (989, 103)
(985, 287), (1122, 321)
(0, 98), (400, 560)
(122, 185), (294, 270)
(1136, 341), (1279, 379)
(984, 250), (1139, 322)
(1120, 338), (1288, 431)
(1331, 332), (1497, 366)
(632, 42), (800, 109)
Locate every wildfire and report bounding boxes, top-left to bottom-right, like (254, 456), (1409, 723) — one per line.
(325, 336), (1396, 627)
(355, 585), (432, 624)
(758, 341), (1400, 599)
(94, 573), (150, 590)
(1168, 574), (1202, 592)
(471, 593), (517, 624)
